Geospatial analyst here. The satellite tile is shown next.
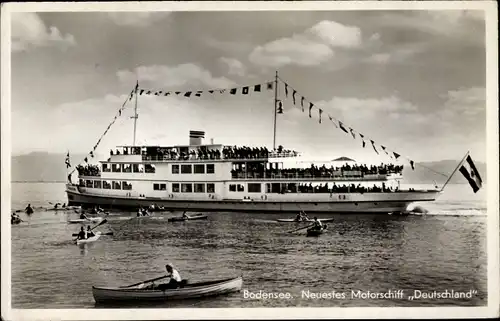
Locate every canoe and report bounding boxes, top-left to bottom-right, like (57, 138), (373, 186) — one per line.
(167, 214), (208, 222)
(92, 276), (242, 304)
(276, 218), (334, 223)
(68, 217), (104, 224)
(306, 225), (327, 237)
(76, 232), (101, 244)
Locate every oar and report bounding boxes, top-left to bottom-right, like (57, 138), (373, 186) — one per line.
(287, 223), (314, 234)
(122, 275), (168, 288)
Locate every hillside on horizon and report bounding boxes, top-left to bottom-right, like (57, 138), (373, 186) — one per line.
(11, 152), (487, 184)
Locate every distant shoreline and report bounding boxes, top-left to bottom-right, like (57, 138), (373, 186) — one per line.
(11, 181), (66, 183)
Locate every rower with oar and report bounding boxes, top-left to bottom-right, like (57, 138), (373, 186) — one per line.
(25, 204), (34, 215)
(287, 217), (322, 234)
(130, 263), (183, 290)
(72, 219), (111, 241)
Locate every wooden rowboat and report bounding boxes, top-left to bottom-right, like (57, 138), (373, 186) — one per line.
(167, 214), (208, 222)
(276, 218), (335, 223)
(92, 276), (243, 304)
(306, 225), (327, 237)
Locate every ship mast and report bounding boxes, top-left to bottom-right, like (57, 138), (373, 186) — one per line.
(132, 80), (139, 146)
(273, 71), (279, 150)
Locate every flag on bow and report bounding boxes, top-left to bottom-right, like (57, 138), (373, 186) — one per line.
(65, 152), (71, 168)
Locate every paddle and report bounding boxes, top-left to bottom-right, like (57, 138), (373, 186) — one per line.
(287, 223), (315, 234)
(122, 275), (168, 288)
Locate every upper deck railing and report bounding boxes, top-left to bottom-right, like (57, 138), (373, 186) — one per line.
(230, 171), (402, 181)
(141, 151), (300, 162)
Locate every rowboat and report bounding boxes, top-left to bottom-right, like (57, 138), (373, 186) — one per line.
(68, 217), (104, 224)
(306, 225), (327, 237)
(92, 276), (243, 304)
(276, 218), (335, 223)
(167, 214), (208, 222)
(76, 231), (101, 244)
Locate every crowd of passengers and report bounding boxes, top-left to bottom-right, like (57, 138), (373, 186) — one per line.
(294, 183), (413, 193)
(76, 164), (100, 177)
(232, 163), (403, 178)
(119, 144), (298, 160)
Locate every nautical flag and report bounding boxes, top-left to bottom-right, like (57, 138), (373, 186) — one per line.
(230, 88), (237, 95)
(65, 152), (71, 168)
(139, 89), (145, 95)
(84, 157), (88, 163)
(219, 89), (226, 94)
(338, 121), (349, 134)
(459, 155), (483, 193)
(267, 82), (273, 90)
(154, 92), (159, 96)
(254, 84), (261, 92)
(164, 92), (171, 96)
(301, 97), (305, 110)
(318, 109), (323, 123)
(359, 134), (366, 148)
(349, 127), (356, 139)
(118, 109), (121, 116)
(410, 160), (415, 170)
(195, 91), (203, 97)
(381, 146), (388, 155)
(158, 91), (163, 95)
(277, 100), (283, 114)
(292, 90), (297, 105)
(328, 115), (338, 128)
(184, 92), (192, 97)
(309, 103), (313, 118)
(242, 86), (249, 95)
(393, 152), (400, 160)
(90, 151), (94, 158)
(285, 83), (288, 97)
(370, 140), (379, 154)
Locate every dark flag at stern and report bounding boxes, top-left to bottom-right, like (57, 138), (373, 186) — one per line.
(459, 155), (483, 193)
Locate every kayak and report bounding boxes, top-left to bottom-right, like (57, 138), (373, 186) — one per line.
(306, 225), (327, 237)
(68, 217), (104, 224)
(76, 232), (101, 244)
(92, 276), (242, 304)
(167, 214), (208, 222)
(276, 218), (334, 223)
(11, 218), (22, 225)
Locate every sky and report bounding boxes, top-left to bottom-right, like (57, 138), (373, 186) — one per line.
(9, 8), (490, 165)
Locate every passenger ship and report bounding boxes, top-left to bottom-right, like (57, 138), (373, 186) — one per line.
(66, 77), (442, 214)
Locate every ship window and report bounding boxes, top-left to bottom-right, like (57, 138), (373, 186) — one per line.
(94, 180), (102, 189)
(86, 180), (93, 188)
(206, 164), (215, 174)
(286, 183), (297, 193)
(248, 183), (261, 193)
(194, 183), (205, 193)
(102, 164), (110, 172)
(181, 165), (192, 174)
(112, 163), (121, 172)
(181, 183), (192, 193)
(79, 179), (85, 187)
(194, 164), (205, 174)
(237, 184), (244, 192)
(172, 183), (180, 193)
(229, 184), (244, 192)
(207, 183), (215, 193)
(103, 181), (111, 189)
(145, 164), (156, 173)
(122, 164), (132, 173)
(229, 184), (236, 192)
(133, 164), (144, 173)
(172, 165), (179, 174)
(153, 183), (160, 190)
(122, 181), (132, 190)
(112, 181), (121, 189)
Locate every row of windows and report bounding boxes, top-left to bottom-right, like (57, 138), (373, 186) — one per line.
(229, 183), (262, 193)
(172, 164), (215, 174)
(102, 163), (156, 173)
(79, 179), (133, 190)
(172, 183), (216, 193)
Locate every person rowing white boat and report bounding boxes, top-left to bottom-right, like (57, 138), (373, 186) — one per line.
(158, 263), (182, 290)
(80, 212), (88, 220)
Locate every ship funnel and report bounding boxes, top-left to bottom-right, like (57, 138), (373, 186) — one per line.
(189, 130), (205, 146)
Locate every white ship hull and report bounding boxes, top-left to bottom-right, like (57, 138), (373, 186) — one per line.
(66, 185), (440, 214)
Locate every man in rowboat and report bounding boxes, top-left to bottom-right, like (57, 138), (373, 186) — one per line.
(25, 204), (33, 215)
(86, 226), (95, 238)
(312, 217), (323, 230)
(157, 263), (183, 290)
(76, 227), (86, 240)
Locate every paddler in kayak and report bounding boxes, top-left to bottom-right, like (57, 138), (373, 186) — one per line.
(80, 212), (88, 220)
(76, 226), (86, 240)
(25, 204), (34, 215)
(86, 226), (95, 238)
(157, 263), (183, 290)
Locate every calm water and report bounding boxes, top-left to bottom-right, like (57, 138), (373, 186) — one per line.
(9, 183), (487, 308)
